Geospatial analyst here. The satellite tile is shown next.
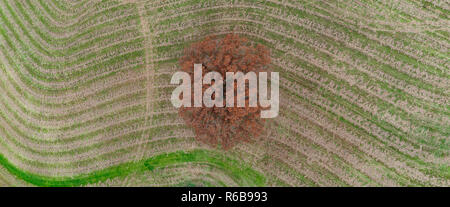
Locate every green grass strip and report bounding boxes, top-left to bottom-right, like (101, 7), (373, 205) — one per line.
(0, 149), (266, 186)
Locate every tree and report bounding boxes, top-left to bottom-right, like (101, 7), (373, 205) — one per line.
(178, 33), (271, 150)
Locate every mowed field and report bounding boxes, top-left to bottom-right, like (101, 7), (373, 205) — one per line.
(0, 0), (448, 186)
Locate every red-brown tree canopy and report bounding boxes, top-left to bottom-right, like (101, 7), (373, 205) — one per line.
(178, 33), (271, 150)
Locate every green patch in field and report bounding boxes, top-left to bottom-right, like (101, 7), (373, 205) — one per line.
(144, 150), (266, 186)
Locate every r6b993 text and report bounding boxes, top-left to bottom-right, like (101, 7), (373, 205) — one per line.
(225, 192), (267, 202)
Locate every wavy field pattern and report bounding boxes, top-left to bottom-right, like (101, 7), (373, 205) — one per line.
(0, 0), (448, 186)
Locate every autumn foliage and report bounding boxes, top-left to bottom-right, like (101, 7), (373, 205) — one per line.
(178, 34), (271, 150)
